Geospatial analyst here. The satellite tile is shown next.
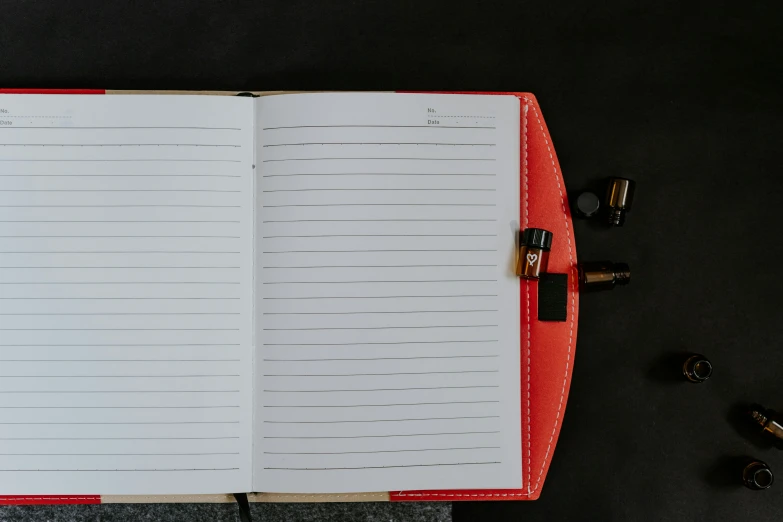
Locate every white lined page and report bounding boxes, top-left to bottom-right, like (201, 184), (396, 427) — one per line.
(0, 95), (254, 494)
(254, 93), (521, 493)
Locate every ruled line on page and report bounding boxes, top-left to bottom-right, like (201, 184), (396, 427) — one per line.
(262, 219), (496, 223)
(263, 173), (496, 177)
(261, 340), (498, 346)
(0, 189), (241, 193)
(261, 280), (495, 284)
(263, 416), (500, 423)
(261, 265), (496, 269)
(261, 326), (497, 332)
(0, 159), (241, 163)
(264, 447), (500, 455)
(0, 267), (241, 269)
(0, 421), (239, 425)
(0, 313), (240, 316)
(0, 344), (241, 346)
(261, 310), (497, 315)
(0, 391), (241, 394)
(262, 204), (496, 208)
(0, 451), (240, 457)
(0, 298), (241, 301)
(0, 236), (241, 239)
(0, 375), (241, 378)
(0, 359), (242, 363)
(0, 329), (240, 331)
(263, 355), (499, 361)
(263, 432), (500, 439)
(264, 463), (500, 471)
(0, 469), (240, 472)
(261, 188), (496, 192)
(261, 295), (497, 300)
(263, 386), (499, 393)
(0, 144), (241, 148)
(0, 221), (242, 223)
(262, 142), (496, 147)
(263, 401), (500, 408)
(262, 125), (495, 130)
(262, 157), (495, 163)
(261, 249), (495, 253)
(0, 206), (240, 209)
(0, 251), (241, 253)
(0, 282), (240, 284)
(262, 371), (497, 377)
(0, 175), (241, 178)
(0, 126), (242, 130)
(0, 406), (240, 409)
(0, 437), (239, 440)
(260, 235), (496, 239)
(0, 328), (239, 332)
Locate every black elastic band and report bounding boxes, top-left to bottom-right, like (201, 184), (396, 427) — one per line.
(233, 492), (252, 522)
(538, 273), (568, 322)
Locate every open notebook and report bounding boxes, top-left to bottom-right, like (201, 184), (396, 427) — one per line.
(0, 92), (522, 495)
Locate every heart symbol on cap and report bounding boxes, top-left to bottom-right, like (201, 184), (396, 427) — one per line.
(526, 253), (538, 265)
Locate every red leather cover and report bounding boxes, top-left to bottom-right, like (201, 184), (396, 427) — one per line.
(391, 92), (578, 501)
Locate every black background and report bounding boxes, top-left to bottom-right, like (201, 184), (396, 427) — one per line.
(2, 1), (783, 521)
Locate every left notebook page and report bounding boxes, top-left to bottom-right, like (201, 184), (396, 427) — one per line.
(0, 95), (255, 495)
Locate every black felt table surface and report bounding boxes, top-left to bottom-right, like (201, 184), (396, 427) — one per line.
(0, 503), (451, 522)
(1, 1), (782, 521)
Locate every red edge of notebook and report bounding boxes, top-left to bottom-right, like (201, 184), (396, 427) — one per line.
(0, 89), (576, 504)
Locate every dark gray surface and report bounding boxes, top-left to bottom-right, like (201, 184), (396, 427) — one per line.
(0, 503), (451, 522)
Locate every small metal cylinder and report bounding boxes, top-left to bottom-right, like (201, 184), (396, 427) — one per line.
(516, 228), (553, 280)
(682, 354), (713, 383)
(605, 177), (635, 226)
(749, 405), (783, 449)
(577, 261), (631, 291)
(743, 461), (774, 490)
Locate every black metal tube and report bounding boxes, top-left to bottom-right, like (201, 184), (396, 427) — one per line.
(605, 177), (636, 226)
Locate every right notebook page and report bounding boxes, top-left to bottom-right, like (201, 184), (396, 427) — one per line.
(253, 93), (521, 493)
